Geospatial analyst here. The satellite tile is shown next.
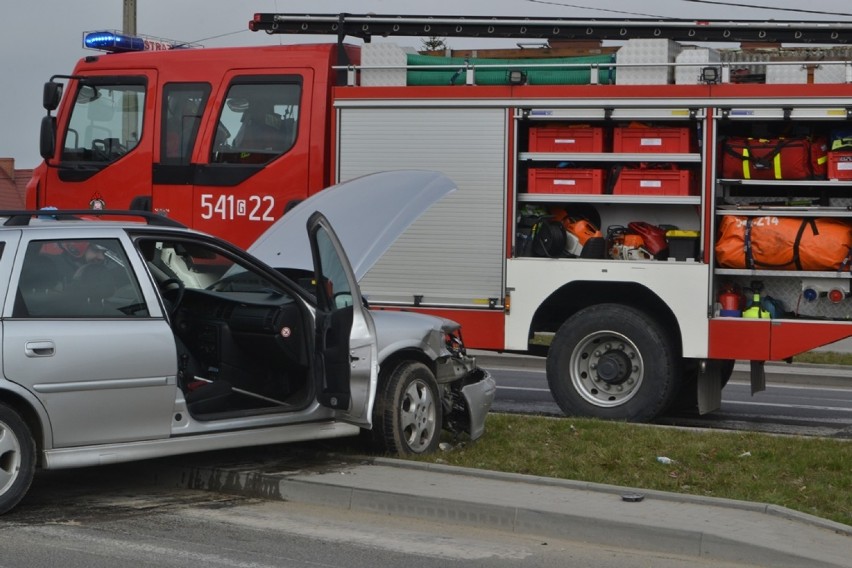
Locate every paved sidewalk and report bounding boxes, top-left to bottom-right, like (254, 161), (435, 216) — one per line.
(149, 451), (851, 568)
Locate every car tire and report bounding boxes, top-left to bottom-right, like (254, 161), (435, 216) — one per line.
(0, 403), (36, 515)
(547, 304), (678, 423)
(373, 362), (442, 456)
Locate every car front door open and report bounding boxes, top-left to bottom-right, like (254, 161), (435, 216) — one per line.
(307, 211), (377, 427)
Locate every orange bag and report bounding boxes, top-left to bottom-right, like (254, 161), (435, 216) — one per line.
(715, 216), (852, 271)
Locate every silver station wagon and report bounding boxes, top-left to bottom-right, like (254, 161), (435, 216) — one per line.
(0, 171), (494, 514)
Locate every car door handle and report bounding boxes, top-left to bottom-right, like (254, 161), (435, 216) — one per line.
(25, 341), (56, 357)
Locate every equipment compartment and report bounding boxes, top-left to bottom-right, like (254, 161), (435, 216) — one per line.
(612, 168), (695, 196)
(528, 125), (605, 153)
(613, 126), (693, 153)
(527, 168), (604, 194)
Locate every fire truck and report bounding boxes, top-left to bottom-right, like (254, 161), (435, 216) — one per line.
(28, 14), (852, 422)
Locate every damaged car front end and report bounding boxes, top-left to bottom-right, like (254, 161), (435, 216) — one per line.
(371, 310), (495, 449)
(249, 171), (496, 455)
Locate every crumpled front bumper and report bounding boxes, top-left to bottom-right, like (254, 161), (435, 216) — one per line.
(459, 368), (495, 440)
(438, 354), (496, 441)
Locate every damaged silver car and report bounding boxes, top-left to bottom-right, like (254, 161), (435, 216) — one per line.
(0, 171), (495, 514)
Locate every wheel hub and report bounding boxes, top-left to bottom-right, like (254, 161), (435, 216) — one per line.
(402, 380), (436, 452)
(566, 331), (645, 408)
(595, 350), (632, 385)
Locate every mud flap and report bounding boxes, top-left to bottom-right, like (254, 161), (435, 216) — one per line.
(749, 360), (766, 395)
(697, 360), (723, 415)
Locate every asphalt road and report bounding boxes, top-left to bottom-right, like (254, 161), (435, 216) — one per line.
(485, 362), (852, 438)
(3, 469), (763, 568)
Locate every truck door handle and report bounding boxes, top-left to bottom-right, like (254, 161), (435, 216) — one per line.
(25, 341), (56, 357)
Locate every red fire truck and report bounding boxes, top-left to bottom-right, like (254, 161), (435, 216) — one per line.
(28, 14), (852, 422)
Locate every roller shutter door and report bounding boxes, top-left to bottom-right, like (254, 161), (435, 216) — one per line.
(337, 106), (507, 307)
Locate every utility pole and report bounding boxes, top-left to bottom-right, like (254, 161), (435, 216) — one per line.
(123, 0), (136, 35)
(121, 0), (138, 144)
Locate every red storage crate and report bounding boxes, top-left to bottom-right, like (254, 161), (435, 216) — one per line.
(613, 127), (692, 153)
(612, 168), (695, 196)
(528, 126), (604, 153)
(828, 151), (852, 180)
(528, 168), (604, 194)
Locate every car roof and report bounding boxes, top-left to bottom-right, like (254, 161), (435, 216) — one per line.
(0, 208), (187, 229)
(0, 210), (194, 237)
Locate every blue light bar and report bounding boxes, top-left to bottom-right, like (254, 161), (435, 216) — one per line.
(84, 31), (146, 53)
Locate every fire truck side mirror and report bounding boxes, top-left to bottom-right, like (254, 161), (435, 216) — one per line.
(39, 115), (56, 160)
(43, 82), (62, 112)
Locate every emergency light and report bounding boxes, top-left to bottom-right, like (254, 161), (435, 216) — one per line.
(83, 31), (145, 53)
(82, 31), (195, 53)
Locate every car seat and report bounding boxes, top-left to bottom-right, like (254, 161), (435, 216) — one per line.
(70, 263), (117, 314)
(16, 255), (63, 316)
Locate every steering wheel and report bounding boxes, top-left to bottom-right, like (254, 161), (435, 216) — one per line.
(160, 277), (185, 318)
(91, 139), (110, 161)
(92, 138), (127, 160)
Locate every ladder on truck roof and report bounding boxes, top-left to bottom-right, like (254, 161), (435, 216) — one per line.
(249, 13), (852, 45)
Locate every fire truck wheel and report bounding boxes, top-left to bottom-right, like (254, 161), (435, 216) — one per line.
(371, 361), (442, 456)
(0, 403), (36, 515)
(547, 304), (678, 422)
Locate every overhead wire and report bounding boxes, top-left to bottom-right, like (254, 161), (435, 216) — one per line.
(191, 1), (852, 47)
(675, 0), (852, 18)
(522, 1), (664, 18)
(524, 0), (852, 19)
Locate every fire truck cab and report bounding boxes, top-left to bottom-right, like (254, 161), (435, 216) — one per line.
(32, 41), (353, 245)
(29, 15), (852, 423)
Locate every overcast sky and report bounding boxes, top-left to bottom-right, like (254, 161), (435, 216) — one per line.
(2, 0), (851, 169)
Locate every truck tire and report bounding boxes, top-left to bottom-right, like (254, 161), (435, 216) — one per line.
(372, 362), (442, 455)
(547, 304), (678, 422)
(0, 403), (36, 515)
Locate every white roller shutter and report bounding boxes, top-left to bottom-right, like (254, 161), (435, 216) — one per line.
(337, 106), (506, 307)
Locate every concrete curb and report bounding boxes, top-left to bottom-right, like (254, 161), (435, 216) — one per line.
(371, 457), (852, 537)
(146, 452), (852, 568)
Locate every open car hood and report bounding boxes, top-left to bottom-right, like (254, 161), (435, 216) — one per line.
(248, 170), (457, 280)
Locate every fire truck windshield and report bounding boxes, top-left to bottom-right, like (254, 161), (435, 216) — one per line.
(61, 80), (145, 165)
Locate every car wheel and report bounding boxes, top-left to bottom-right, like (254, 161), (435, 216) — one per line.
(547, 304), (678, 423)
(0, 403), (36, 515)
(373, 362), (442, 456)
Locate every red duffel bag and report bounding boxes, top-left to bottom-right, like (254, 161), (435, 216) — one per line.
(715, 215), (852, 271)
(721, 137), (812, 180)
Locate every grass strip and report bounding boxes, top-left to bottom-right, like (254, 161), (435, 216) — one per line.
(405, 414), (851, 526)
(794, 351), (852, 366)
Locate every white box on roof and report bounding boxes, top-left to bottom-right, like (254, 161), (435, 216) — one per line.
(766, 63), (808, 84)
(815, 62), (849, 84)
(360, 43), (415, 86)
(675, 48), (721, 84)
(616, 39), (682, 85)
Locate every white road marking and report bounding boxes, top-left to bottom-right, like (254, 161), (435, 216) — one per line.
(722, 400), (852, 413)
